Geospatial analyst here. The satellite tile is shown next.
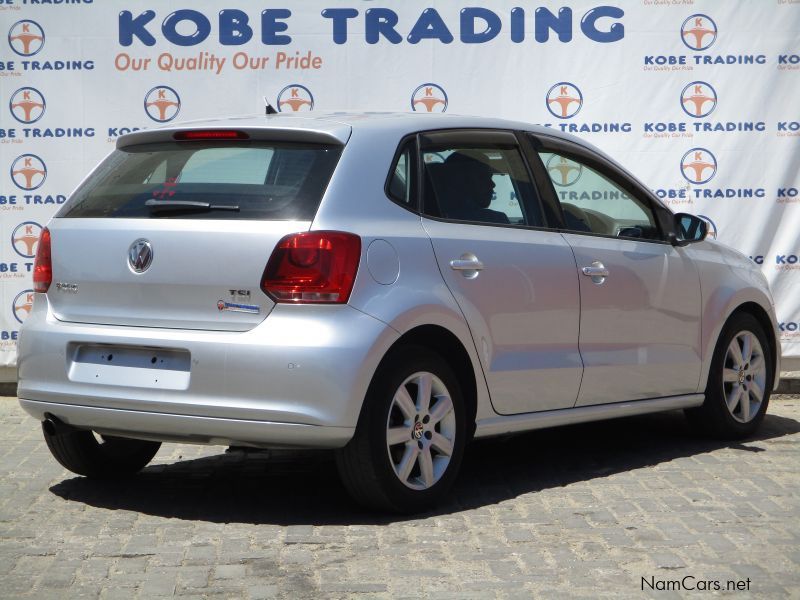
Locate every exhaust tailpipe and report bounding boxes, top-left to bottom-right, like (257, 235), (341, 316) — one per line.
(42, 413), (76, 437)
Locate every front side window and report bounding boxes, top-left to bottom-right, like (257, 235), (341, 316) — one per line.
(540, 152), (660, 240)
(422, 146), (542, 227)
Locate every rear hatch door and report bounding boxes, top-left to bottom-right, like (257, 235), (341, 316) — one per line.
(48, 130), (344, 331)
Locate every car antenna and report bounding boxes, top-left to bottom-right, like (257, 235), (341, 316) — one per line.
(264, 96), (278, 115)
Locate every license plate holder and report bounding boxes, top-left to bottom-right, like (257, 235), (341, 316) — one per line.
(68, 343), (191, 390)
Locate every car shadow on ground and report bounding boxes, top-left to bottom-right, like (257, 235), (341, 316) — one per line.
(49, 408), (800, 525)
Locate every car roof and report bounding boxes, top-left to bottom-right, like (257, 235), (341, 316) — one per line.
(116, 111), (608, 157)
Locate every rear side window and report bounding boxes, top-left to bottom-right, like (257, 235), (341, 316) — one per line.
(58, 141), (342, 220)
(422, 146), (543, 227)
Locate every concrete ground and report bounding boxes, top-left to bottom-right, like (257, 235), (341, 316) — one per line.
(1, 396), (798, 599)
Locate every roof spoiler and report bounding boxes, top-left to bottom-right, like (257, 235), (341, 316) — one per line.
(117, 124), (351, 149)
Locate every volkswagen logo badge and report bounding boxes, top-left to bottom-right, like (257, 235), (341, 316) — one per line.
(128, 239), (153, 273)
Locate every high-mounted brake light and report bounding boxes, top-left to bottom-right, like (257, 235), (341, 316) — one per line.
(173, 130), (249, 141)
(33, 227), (52, 293)
(261, 232), (361, 304)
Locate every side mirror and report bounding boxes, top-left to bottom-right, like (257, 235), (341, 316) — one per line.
(671, 213), (708, 247)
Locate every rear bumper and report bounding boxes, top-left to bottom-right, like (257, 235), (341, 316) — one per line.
(18, 295), (399, 448)
(20, 399), (353, 448)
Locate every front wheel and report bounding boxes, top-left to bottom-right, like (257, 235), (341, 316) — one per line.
(336, 347), (466, 513)
(686, 312), (773, 439)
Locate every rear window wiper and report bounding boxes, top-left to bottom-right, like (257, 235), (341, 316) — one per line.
(144, 199), (240, 212)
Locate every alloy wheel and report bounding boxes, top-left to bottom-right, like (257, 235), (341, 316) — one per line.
(385, 371), (457, 490)
(722, 330), (767, 424)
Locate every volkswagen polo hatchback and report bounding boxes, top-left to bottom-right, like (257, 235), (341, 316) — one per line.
(19, 113), (780, 512)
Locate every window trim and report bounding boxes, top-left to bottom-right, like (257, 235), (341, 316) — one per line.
(419, 129), (519, 150)
(517, 132), (567, 230)
(527, 133), (671, 244)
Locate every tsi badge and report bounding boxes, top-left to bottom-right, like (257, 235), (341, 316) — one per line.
(217, 289), (260, 314)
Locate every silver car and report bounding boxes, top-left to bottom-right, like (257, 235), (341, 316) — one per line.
(19, 113), (780, 512)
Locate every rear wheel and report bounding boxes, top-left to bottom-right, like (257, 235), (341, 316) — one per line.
(686, 313), (773, 439)
(43, 424), (161, 478)
(336, 347), (466, 512)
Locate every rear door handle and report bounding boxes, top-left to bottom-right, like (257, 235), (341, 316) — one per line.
(582, 261), (609, 284)
(449, 254), (484, 279)
(450, 259), (484, 271)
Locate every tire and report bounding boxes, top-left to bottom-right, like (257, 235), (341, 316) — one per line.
(43, 425), (161, 478)
(686, 312), (773, 439)
(336, 346), (467, 513)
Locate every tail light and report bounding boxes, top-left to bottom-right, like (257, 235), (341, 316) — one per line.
(262, 231), (361, 304)
(33, 227), (52, 293)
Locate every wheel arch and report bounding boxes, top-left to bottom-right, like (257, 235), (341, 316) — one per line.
(701, 299), (780, 392)
(371, 324), (481, 439)
(729, 301), (779, 382)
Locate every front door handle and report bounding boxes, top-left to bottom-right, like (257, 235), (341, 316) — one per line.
(582, 261), (609, 284)
(450, 254), (484, 279)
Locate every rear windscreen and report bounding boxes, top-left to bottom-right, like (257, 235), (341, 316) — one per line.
(58, 141), (342, 220)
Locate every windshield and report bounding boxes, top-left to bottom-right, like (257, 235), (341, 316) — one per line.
(58, 141), (342, 220)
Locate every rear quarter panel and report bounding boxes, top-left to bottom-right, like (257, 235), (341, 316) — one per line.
(311, 127), (496, 422)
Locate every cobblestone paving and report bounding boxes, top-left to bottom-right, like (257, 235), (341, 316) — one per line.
(1, 397), (798, 599)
